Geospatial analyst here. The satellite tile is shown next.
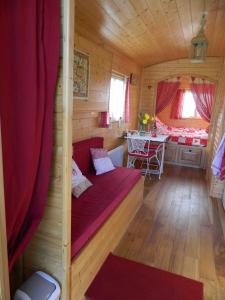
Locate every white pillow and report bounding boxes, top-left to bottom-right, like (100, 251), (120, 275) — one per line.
(90, 148), (115, 175)
(72, 159), (92, 198)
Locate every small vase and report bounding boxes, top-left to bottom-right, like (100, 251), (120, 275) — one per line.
(139, 124), (146, 136)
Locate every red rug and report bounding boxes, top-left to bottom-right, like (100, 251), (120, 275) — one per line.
(85, 253), (203, 300)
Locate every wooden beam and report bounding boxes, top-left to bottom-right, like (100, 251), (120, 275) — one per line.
(0, 126), (10, 300)
(61, 0), (75, 298)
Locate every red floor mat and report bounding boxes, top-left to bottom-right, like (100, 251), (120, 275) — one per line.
(86, 253), (203, 300)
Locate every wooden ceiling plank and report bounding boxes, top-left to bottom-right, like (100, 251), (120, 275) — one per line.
(128, 0), (167, 60)
(97, 0), (130, 27)
(209, 0), (225, 55)
(190, 0), (204, 36)
(145, 0), (181, 58)
(112, 0), (139, 20)
(76, 0), (129, 40)
(205, 0), (220, 55)
(76, 15), (138, 59)
(76, 1), (138, 50)
(128, 0), (149, 14)
(159, 0), (187, 57)
(93, 0), (154, 54)
(76, 0), (225, 66)
(97, 0), (166, 61)
(175, 0), (193, 54)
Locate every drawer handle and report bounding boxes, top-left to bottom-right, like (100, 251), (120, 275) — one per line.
(188, 149), (192, 152)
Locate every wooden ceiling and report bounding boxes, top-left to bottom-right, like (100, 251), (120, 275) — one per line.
(75, 0), (225, 66)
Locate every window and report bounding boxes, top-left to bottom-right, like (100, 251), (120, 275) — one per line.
(181, 91), (200, 118)
(109, 74), (126, 121)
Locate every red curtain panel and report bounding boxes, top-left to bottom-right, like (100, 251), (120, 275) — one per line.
(155, 81), (180, 114)
(99, 112), (110, 128)
(170, 89), (186, 119)
(0, 0), (60, 270)
(190, 82), (216, 122)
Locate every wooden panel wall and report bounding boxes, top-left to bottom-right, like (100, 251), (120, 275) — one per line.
(209, 60), (225, 198)
(73, 33), (141, 150)
(0, 128), (10, 300)
(22, 1), (74, 299)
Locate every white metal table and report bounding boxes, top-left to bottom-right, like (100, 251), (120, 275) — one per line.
(126, 133), (169, 177)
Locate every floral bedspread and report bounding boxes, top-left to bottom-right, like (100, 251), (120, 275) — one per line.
(156, 118), (208, 147)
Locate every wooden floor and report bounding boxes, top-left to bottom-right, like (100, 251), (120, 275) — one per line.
(115, 165), (225, 300)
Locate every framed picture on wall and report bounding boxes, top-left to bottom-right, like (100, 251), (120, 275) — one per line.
(73, 49), (89, 99)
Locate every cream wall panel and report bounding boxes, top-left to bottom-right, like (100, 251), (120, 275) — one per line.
(73, 33), (141, 150)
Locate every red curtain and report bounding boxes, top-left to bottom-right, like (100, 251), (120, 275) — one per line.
(190, 82), (216, 122)
(0, 0), (60, 270)
(124, 78), (130, 123)
(99, 112), (110, 128)
(156, 81), (180, 114)
(170, 89), (185, 119)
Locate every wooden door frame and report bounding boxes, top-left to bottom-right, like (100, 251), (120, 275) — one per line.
(0, 126), (10, 300)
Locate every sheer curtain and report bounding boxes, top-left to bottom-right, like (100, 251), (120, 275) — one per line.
(156, 81), (180, 114)
(190, 79), (216, 122)
(0, 0), (60, 269)
(170, 89), (185, 119)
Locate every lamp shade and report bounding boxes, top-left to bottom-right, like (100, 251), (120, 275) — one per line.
(99, 112), (109, 128)
(190, 12), (208, 63)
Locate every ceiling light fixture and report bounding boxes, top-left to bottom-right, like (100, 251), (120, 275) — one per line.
(190, 11), (208, 63)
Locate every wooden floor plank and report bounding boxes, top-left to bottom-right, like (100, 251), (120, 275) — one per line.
(115, 165), (225, 299)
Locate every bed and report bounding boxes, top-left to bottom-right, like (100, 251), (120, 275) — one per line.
(156, 118), (208, 168)
(156, 117), (208, 147)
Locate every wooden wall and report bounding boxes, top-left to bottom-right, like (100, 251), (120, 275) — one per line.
(209, 60), (225, 198)
(73, 33), (141, 150)
(22, 1), (74, 299)
(157, 101), (209, 129)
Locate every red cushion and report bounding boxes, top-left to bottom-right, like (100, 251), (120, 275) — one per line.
(128, 150), (156, 158)
(72, 137), (103, 175)
(71, 167), (141, 258)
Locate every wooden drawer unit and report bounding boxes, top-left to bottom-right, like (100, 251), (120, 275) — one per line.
(178, 146), (202, 167)
(164, 144), (177, 163)
(164, 143), (206, 169)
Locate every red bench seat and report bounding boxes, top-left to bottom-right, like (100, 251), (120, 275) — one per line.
(71, 166), (141, 258)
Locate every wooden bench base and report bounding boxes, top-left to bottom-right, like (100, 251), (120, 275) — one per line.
(164, 144), (207, 169)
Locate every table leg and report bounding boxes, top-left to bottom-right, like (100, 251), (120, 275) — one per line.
(160, 142), (166, 177)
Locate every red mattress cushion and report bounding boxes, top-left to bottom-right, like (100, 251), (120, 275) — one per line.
(72, 137), (104, 175)
(71, 167), (141, 258)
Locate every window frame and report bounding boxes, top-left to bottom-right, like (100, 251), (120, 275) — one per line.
(109, 72), (126, 122)
(181, 90), (201, 119)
